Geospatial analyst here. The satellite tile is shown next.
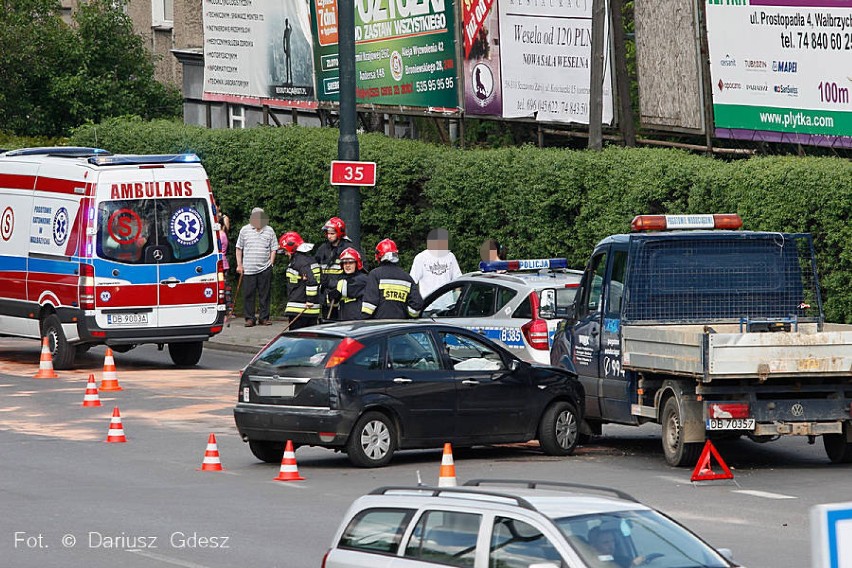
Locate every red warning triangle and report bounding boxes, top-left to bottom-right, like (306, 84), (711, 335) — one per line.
(690, 440), (734, 482)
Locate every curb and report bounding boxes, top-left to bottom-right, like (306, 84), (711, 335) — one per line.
(205, 341), (261, 355)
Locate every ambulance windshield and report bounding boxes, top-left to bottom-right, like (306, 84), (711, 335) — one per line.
(96, 199), (214, 264)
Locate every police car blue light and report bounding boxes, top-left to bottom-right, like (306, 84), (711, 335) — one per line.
(479, 258), (569, 273)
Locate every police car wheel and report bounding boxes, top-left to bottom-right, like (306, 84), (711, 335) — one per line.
(346, 412), (396, 468)
(42, 314), (76, 370)
(539, 401), (580, 456)
(168, 342), (203, 367)
(248, 440), (286, 464)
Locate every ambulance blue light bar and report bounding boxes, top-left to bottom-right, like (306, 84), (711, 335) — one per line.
(4, 147), (111, 158)
(479, 258), (569, 272)
(87, 154), (201, 166)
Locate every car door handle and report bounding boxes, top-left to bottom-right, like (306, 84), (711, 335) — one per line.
(160, 277), (182, 286)
(462, 379), (480, 386)
(392, 377), (412, 384)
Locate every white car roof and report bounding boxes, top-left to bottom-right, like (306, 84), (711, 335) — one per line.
(456, 271), (583, 291)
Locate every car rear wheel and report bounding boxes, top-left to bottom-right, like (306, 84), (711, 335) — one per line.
(539, 401), (580, 456)
(42, 314), (76, 370)
(823, 422), (852, 464)
(661, 397), (702, 467)
(248, 440), (286, 464)
(346, 412), (396, 468)
(168, 342), (203, 367)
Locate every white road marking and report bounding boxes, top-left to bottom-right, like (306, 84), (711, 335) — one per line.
(128, 549), (214, 568)
(732, 489), (797, 500)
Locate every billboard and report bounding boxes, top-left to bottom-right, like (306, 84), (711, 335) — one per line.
(203, 0), (316, 107)
(462, 0), (503, 115)
(706, 0), (852, 148)
(497, 0), (614, 124)
(310, 0), (461, 109)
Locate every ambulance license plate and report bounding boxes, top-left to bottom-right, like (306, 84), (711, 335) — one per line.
(706, 418), (755, 430)
(106, 313), (149, 326)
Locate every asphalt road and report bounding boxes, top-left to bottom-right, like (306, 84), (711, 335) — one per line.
(1, 337), (850, 568)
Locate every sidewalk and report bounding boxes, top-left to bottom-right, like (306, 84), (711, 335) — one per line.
(207, 316), (287, 354)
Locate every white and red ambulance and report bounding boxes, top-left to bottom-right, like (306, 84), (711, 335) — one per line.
(0, 147), (226, 368)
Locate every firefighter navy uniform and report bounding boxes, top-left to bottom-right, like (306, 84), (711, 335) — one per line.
(285, 252), (322, 318)
(361, 263), (423, 319)
(327, 271), (368, 321)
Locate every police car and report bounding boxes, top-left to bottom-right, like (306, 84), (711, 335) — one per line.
(421, 258), (582, 364)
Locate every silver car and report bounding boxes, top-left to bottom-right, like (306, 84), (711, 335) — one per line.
(323, 479), (739, 568)
(421, 259), (582, 364)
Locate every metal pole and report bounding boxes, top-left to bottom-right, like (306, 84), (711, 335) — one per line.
(337, 0), (361, 248)
(610, 0), (636, 147)
(588, 0), (605, 150)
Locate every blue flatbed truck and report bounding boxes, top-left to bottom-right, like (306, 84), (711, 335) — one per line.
(551, 214), (852, 466)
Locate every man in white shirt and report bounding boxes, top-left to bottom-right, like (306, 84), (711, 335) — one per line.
(410, 228), (462, 303)
(235, 208), (277, 326)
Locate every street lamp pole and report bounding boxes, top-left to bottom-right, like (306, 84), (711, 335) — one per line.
(337, 0), (361, 248)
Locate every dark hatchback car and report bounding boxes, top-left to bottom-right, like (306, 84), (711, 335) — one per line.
(233, 321), (584, 467)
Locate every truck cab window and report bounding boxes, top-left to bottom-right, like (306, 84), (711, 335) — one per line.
(579, 252), (607, 318)
(606, 251), (627, 316)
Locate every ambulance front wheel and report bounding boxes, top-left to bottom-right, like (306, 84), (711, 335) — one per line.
(168, 341), (204, 367)
(42, 314), (76, 370)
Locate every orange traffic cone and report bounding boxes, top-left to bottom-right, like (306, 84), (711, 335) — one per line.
(105, 407), (127, 443)
(198, 433), (224, 471)
(99, 348), (122, 391)
(34, 337), (59, 379)
(438, 443), (457, 487)
(81, 374), (102, 407)
(273, 440), (304, 481)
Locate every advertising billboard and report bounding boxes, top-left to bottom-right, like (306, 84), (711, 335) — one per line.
(706, 0), (852, 147)
(310, 0), (461, 110)
(462, 0), (503, 115)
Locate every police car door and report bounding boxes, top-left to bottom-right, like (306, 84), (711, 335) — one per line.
(571, 249), (608, 420)
(152, 167), (218, 328)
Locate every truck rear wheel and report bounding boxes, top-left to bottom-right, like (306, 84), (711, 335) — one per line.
(168, 342), (203, 367)
(42, 314), (76, 370)
(823, 423), (852, 464)
(661, 397), (702, 467)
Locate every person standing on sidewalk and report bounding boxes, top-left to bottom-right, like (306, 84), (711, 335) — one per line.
(410, 228), (462, 300)
(315, 216), (364, 320)
(235, 208), (277, 327)
(362, 239), (423, 319)
(326, 247), (368, 321)
(279, 231), (322, 329)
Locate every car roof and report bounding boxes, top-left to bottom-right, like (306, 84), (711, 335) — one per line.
(363, 482), (649, 521)
(454, 270), (583, 290)
(289, 320), (479, 339)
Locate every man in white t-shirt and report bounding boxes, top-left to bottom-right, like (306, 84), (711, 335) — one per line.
(410, 228), (462, 303)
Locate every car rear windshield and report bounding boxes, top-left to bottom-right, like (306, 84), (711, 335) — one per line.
(253, 334), (341, 369)
(97, 198), (213, 264)
(555, 510), (729, 568)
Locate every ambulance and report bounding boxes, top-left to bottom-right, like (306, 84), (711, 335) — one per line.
(0, 147), (226, 368)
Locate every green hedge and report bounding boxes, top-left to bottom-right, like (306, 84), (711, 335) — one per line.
(70, 118), (852, 322)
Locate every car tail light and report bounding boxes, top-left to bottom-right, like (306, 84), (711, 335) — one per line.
(325, 338), (365, 368)
(216, 260), (226, 304)
(707, 402), (750, 419)
(79, 263), (95, 309)
(321, 549), (330, 568)
(522, 292), (550, 350)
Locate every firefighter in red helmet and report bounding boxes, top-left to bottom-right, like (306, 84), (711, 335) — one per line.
(361, 239), (423, 319)
(315, 216), (365, 320)
(279, 231), (322, 329)
(326, 247), (368, 321)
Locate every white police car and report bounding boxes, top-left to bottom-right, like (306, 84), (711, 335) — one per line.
(421, 259), (582, 365)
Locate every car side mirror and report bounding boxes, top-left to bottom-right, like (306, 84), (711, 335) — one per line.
(539, 289), (556, 319)
(510, 359), (521, 372)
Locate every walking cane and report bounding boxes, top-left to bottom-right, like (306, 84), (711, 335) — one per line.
(227, 272), (243, 328)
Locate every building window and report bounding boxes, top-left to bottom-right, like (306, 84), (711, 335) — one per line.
(228, 105), (246, 129)
(152, 0), (174, 28)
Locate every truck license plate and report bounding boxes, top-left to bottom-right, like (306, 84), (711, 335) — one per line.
(706, 418), (755, 430)
(106, 313), (149, 326)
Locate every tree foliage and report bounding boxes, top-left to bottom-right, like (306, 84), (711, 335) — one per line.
(0, 0), (181, 137)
